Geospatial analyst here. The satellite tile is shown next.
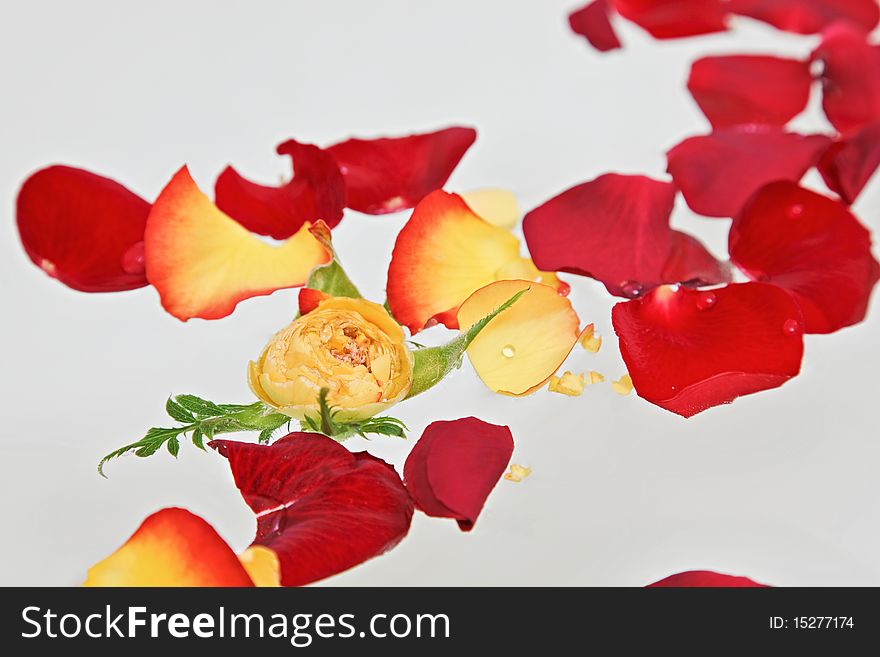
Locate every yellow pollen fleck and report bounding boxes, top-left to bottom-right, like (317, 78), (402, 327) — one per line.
(504, 464), (532, 483)
(548, 371), (585, 396)
(611, 373), (633, 395)
(587, 371), (605, 385)
(579, 324), (601, 353)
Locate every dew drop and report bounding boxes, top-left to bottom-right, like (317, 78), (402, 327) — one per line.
(501, 344), (516, 358)
(783, 318), (803, 336)
(320, 325), (333, 341)
(620, 280), (644, 299)
(39, 258), (58, 278)
(121, 241), (146, 275)
(695, 291), (717, 311)
(787, 203), (804, 218)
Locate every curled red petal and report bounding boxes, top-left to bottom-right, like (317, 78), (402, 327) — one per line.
(569, 0), (622, 52)
(612, 282), (805, 417)
(297, 287), (330, 316)
(612, 0), (728, 39)
(326, 126), (477, 214)
(214, 139), (346, 240)
(813, 23), (880, 134)
(403, 417), (513, 531)
(523, 173), (730, 297)
(687, 55), (812, 129)
(16, 165), (150, 292)
(819, 120), (880, 204)
(728, 0), (879, 34)
(730, 181), (879, 334)
(667, 126), (831, 218)
(648, 570), (768, 587)
(210, 433), (413, 586)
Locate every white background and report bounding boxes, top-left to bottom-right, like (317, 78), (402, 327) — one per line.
(1, 0), (878, 586)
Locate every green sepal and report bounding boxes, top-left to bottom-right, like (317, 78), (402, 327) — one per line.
(301, 388), (408, 441)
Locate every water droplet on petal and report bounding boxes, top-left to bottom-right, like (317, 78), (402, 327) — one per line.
(783, 319), (802, 336)
(695, 291), (717, 311)
(620, 280), (644, 299)
(501, 344), (516, 358)
(787, 203), (804, 218)
(39, 258), (58, 278)
(121, 241), (146, 275)
(320, 325), (333, 341)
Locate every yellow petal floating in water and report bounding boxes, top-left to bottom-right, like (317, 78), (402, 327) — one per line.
(612, 373), (634, 395)
(504, 463), (533, 482)
(548, 371), (586, 396)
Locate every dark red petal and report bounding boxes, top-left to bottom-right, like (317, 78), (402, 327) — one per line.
(326, 126), (477, 214)
(403, 417), (513, 532)
(612, 282), (805, 418)
(730, 181), (879, 334)
(819, 120), (880, 204)
(648, 570), (769, 587)
(210, 433), (413, 587)
(214, 139), (345, 240)
(16, 165), (150, 292)
(667, 126), (831, 218)
(523, 173), (730, 297)
(729, 0), (879, 34)
(687, 55), (812, 129)
(612, 0), (728, 39)
(569, 0), (622, 52)
(813, 23), (880, 134)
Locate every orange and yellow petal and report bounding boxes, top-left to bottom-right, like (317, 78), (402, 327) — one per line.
(456, 279), (583, 395)
(460, 188), (520, 229)
(238, 546), (281, 587)
(145, 167), (331, 321)
(83, 508), (254, 587)
(579, 324), (602, 353)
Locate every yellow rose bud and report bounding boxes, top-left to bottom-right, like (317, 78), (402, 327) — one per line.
(249, 297), (413, 422)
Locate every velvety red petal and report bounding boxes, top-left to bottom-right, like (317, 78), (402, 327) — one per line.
(667, 126), (831, 218)
(326, 126), (477, 214)
(612, 283), (805, 417)
(214, 139), (345, 240)
(211, 433), (413, 586)
(297, 287), (330, 316)
(813, 23), (880, 134)
(569, 0), (622, 52)
(729, 0), (879, 34)
(523, 173), (730, 297)
(16, 165), (150, 292)
(648, 570), (768, 587)
(612, 0), (728, 39)
(688, 55), (812, 129)
(403, 417), (513, 531)
(730, 181), (879, 334)
(819, 121), (880, 204)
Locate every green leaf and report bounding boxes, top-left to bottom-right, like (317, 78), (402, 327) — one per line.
(165, 397), (195, 423)
(300, 388), (408, 441)
(191, 427), (205, 450)
(167, 436), (180, 457)
(175, 395), (227, 418)
(306, 259), (361, 299)
(406, 288), (526, 398)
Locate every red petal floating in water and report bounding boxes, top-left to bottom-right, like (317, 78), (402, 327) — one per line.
(523, 173), (730, 297)
(612, 283), (804, 417)
(326, 126), (477, 214)
(819, 120), (880, 204)
(211, 433), (413, 586)
(687, 55), (812, 129)
(648, 570), (768, 587)
(667, 126), (830, 218)
(730, 181), (879, 334)
(16, 165), (150, 292)
(612, 0), (728, 39)
(403, 417), (513, 531)
(813, 23), (880, 134)
(569, 0), (622, 52)
(215, 139), (346, 240)
(728, 0), (879, 34)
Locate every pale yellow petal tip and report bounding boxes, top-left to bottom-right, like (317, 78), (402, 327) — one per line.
(579, 324), (602, 353)
(588, 370), (605, 385)
(504, 463), (532, 483)
(239, 546), (281, 587)
(460, 188), (520, 229)
(548, 371), (585, 396)
(611, 373), (633, 396)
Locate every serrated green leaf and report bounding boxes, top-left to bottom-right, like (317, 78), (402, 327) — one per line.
(167, 436), (180, 457)
(175, 395), (227, 418)
(166, 397), (195, 423)
(191, 427), (205, 450)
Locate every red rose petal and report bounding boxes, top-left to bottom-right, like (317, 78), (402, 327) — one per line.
(687, 55), (812, 129)
(215, 139), (346, 240)
(523, 173), (730, 297)
(730, 181), (880, 334)
(403, 417), (514, 531)
(16, 165), (150, 292)
(612, 0), (728, 39)
(211, 433), (413, 586)
(813, 23), (880, 134)
(729, 0), (879, 34)
(297, 287), (330, 316)
(648, 570), (768, 587)
(819, 120), (880, 204)
(569, 0), (622, 52)
(612, 282), (805, 417)
(326, 126), (477, 214)
(667, 126), (831, 218)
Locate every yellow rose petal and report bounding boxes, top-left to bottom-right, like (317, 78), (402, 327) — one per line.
(579, 323), (602, 353)
(504, 464), (532, 482)
(588, 371), (605, 385)
(238, 546), (281, 587)
(547, 371), (585, 396)
(460, 188), (520, 229)
(612, 373), (633, 395)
